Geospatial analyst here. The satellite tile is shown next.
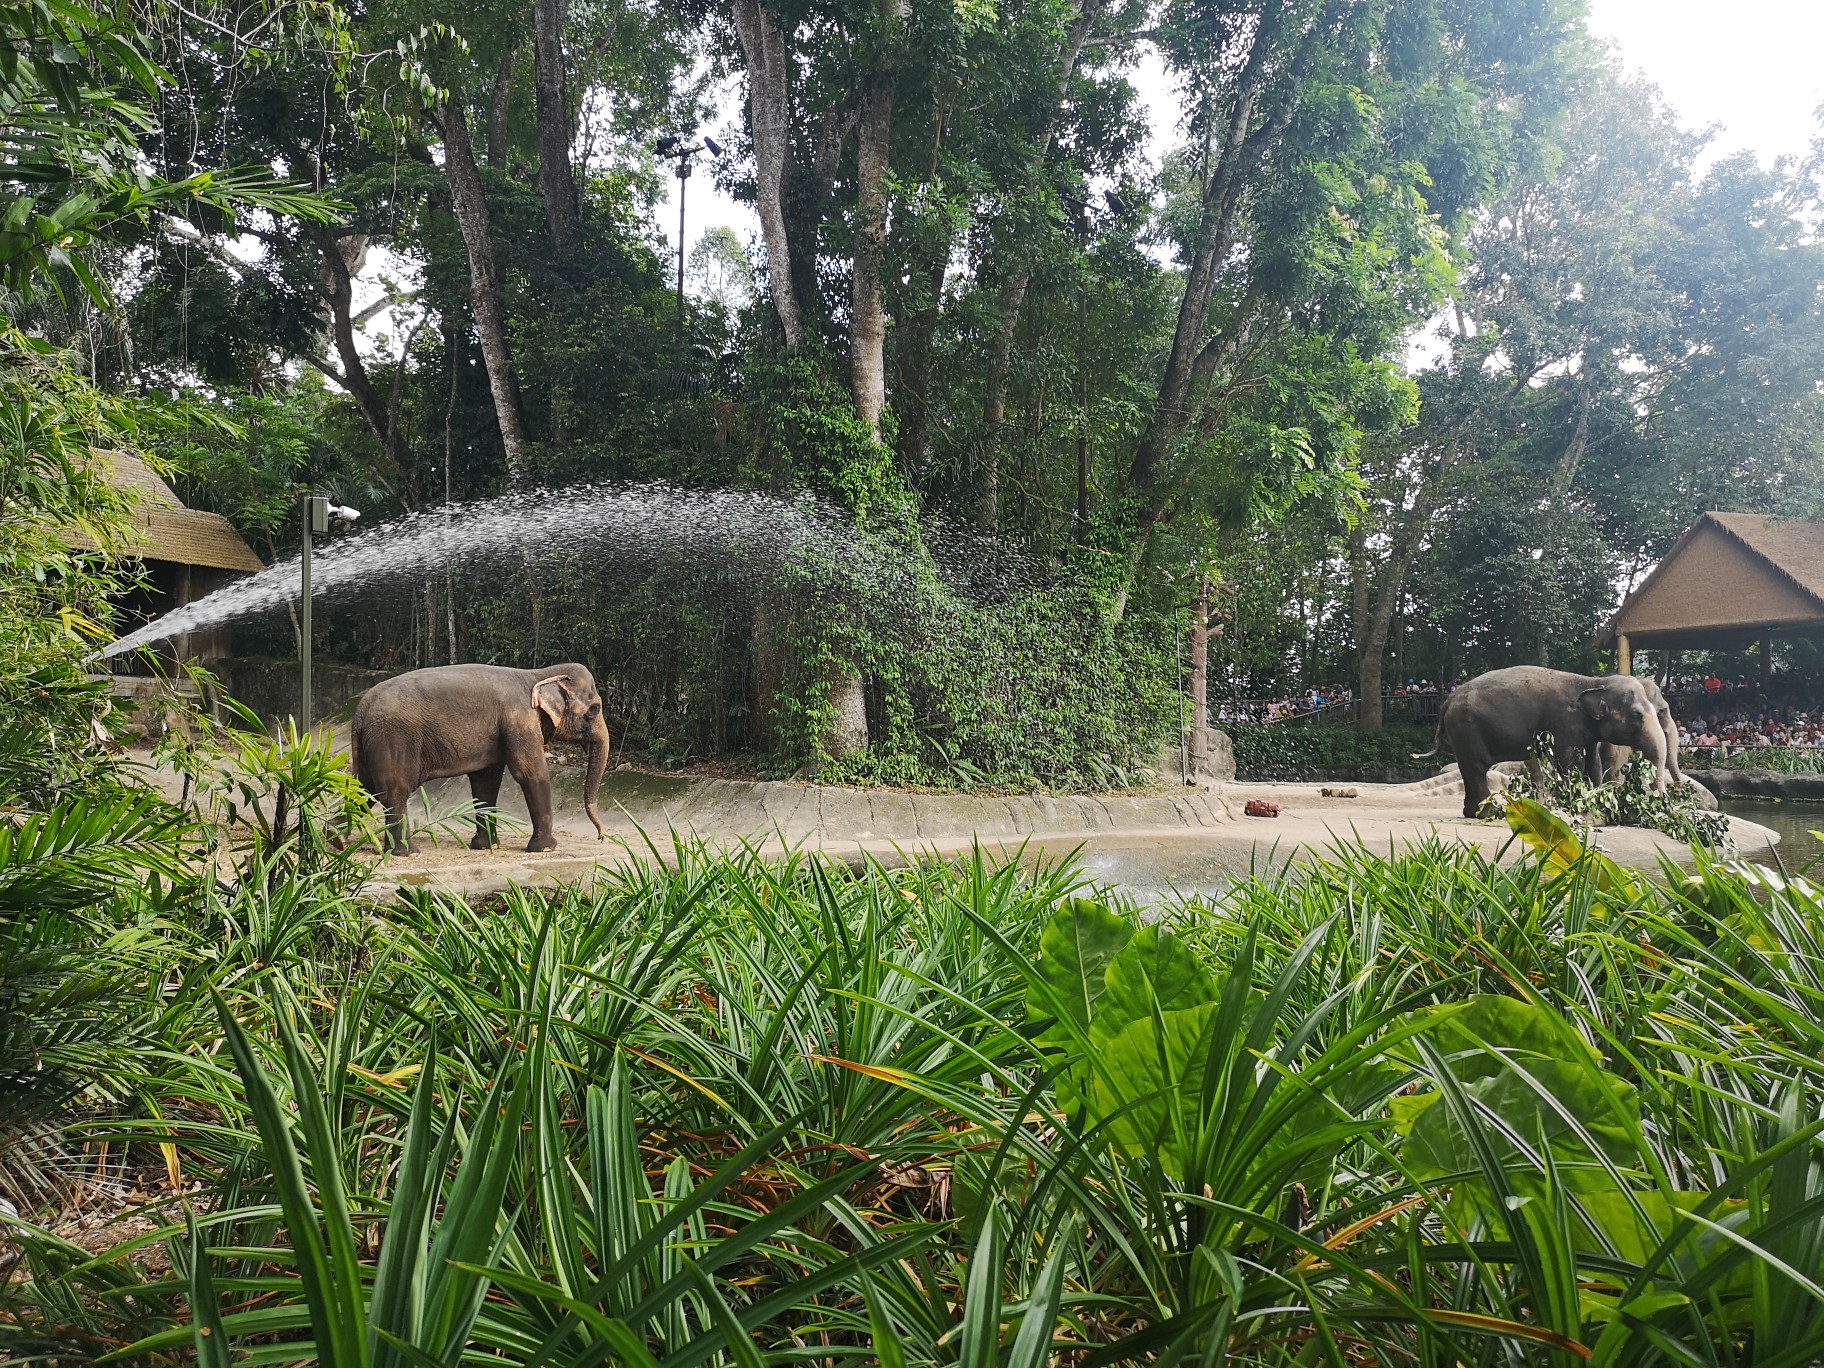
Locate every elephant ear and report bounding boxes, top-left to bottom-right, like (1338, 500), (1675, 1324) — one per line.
(1579, 687), (1609, 721)
(532, 678), (569, 730)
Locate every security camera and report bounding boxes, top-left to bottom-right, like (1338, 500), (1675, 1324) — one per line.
(327, 503), (361, 524)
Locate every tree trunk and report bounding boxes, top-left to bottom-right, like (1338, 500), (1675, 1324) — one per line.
(443, 316), (461, 664)
(1356, 451), (1456, 731)
(307, 226), (406, 482)
(1189, 578), (1211, 778)
(893, 243), (946, 473)
(436, 98), (533, 487)
(850, 61), (897, 437)
(533, 0), (583, 258)
(976, 272), (1027, 527)
(1130, 0), (1334, 495)
(892, 114), (948, 474)
(487, 46), (519, 170)
(731, 0), (805, 347)
(975, 0), (1106, 527)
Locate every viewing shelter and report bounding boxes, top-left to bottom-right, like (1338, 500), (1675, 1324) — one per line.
(1596, 512), (1824, 682)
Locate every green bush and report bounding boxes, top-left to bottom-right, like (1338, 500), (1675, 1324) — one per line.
(1229, 721), (1437, 780)
(1699, 746), (1824, 774)
(13, 836), (1824, 1364)
(1503, 751), (1732, 847)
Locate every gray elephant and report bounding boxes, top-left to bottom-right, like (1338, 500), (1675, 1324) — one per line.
(350, 663), (610, 854)
(1599, 675), (1686, 788)
(1412, 665), (1669, 819)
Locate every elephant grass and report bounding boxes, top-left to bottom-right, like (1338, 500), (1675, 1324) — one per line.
(8, 829), (1824, 1365)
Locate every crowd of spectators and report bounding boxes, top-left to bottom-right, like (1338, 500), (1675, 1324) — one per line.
(1217, 678), (1455, 725)
(1679, 706), (1824, 760)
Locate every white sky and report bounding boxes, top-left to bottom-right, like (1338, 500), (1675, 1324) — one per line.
(1585, 0), (1823, 168)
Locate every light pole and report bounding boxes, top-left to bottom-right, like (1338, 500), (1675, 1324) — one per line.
(298, 494), (360, 731)
(657, 134), (722, 334)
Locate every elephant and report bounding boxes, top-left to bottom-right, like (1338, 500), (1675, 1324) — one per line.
(1412, 665), (1669, 819)
(1599, 675), (1687, 788)
(350, 663), (610, 854)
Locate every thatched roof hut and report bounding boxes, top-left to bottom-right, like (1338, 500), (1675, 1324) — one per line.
(72, 450), (265, 663)
(1597, 512), (1824, 672)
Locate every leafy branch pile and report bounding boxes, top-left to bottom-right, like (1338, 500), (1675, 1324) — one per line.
(1503, 751), (1733, 849)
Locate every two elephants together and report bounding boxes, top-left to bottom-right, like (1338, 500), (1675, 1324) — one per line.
(1414, 665), (1683, 819)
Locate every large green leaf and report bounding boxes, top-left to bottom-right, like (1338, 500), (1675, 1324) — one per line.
(1086, 1001), (1220, 1178)
(1094, 925), (1218, 1050)
(1027, 898), (1133, 1051)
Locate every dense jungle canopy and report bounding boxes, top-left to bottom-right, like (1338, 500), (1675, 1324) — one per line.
(9, 0), (1824, 781)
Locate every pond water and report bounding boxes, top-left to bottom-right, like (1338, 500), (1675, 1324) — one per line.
(1719, 798), (1824, 872)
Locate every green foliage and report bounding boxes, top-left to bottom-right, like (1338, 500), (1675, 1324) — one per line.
(1703, 747), (1824, 775)
(0, 339), (140, 807)
(1505, 749), (1733, 848)
(0, 0), (332, 304)
(813, 572), (1179, 790)
(1230, 721), (1437, 780)
(13, 809), (1824, 1362)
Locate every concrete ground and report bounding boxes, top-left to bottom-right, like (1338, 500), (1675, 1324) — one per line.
(330, 762), (1778, 901)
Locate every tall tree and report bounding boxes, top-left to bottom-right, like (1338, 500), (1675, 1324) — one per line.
(532, 0), (583, 258)
(434, 93), (534, 487)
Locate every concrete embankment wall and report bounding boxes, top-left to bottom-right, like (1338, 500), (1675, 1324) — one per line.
(1690, 768), (1824, 802)
(435, 767), (1235, 846)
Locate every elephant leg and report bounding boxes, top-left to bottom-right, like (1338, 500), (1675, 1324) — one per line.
(508, 751), (558, 852)
(1527, 755), (1545, 791)
(1461, 764), (1493, 820)
(468, 764), (505, 850)
(1658, 709), (1685, 785)
(381, 784), (417, 855)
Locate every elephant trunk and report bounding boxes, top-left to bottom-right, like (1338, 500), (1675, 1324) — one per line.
(582, 713), (610, 839)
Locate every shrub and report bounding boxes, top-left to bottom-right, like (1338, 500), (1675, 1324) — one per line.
(1229, 721), (1437, 780)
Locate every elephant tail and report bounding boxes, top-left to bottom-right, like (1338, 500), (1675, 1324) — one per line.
(1411, 715), (1446, 762)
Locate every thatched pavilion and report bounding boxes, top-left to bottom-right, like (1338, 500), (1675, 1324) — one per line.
(1596, 513), (1824, 682)
(69, 449), (265, 665)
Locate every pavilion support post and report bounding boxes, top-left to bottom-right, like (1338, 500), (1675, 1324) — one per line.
(1762, 635), (1773, 697)
(1616, 633), (1631, 676)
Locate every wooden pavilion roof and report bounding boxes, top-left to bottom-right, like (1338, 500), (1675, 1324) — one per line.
(65, 449), (265, 574)
(1596, 512), (1824, 651)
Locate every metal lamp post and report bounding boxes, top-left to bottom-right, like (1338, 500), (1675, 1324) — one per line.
(298, 494), (360, 731)
(657, 134), (723, 331)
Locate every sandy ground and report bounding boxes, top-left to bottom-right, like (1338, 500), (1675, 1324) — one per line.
(125, 738), (1774, 902)
(339, 768), (1778, 902)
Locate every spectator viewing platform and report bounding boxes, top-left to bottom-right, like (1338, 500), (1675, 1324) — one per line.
(1598, 513), (1824, 672)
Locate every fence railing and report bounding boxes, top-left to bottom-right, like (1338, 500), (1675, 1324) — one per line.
(1215, 692), (1443, 727)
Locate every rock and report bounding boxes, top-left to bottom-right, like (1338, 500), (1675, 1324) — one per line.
(1244, 798), (1282, 818)
(1194, 728), (1237, 782)
(1321, 786), (1359, 799)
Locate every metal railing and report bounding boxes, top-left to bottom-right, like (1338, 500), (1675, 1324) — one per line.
(1214, 692), (1443, 727)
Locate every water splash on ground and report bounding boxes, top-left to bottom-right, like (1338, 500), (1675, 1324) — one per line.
(105, 481), (1032, 658)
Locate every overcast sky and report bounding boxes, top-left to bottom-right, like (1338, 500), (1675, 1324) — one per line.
(658, 1), (1824, 271)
